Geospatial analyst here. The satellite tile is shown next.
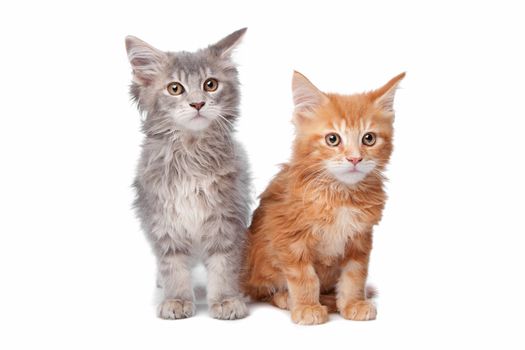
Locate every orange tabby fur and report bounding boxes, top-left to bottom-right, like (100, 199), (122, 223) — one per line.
(242, 71), (405, 325)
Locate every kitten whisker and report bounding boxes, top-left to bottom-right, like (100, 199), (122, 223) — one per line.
(217, 114), (235, 127)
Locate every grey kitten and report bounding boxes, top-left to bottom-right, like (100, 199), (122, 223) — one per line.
(125, 28), (251, 320)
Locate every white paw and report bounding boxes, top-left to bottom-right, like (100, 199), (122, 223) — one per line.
(209, 297), (248, 320)
(157, 299), (195, 319)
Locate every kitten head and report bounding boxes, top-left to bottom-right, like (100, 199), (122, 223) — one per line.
(125, 28), (246, 134)
(290, 71), (405, 186)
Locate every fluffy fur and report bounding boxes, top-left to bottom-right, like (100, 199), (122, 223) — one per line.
(126, 28), (251, 320)
(242, 71), (405, 325)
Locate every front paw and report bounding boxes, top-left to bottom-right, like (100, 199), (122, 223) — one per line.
(157, 299), (195, 319)
(209, 297), (248, 320)
(340, 300), (377, 321)
(291, 304), (328, 325)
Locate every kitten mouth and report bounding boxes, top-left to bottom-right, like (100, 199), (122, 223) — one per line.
(348, 168), (361, 173)
(192, 113), (207, 120)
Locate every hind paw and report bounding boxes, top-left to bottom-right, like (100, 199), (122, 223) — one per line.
(272, 291), (290, 309)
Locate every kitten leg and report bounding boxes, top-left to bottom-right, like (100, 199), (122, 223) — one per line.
(337, 242), (376, 321)
(202, 219), (248, 320)
(284, 264), (328, 325)
(204, 250), (248, 320)
(157, 250), (196, 319)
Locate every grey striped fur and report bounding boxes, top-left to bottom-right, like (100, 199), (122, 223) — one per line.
(125, 28), (251, 320)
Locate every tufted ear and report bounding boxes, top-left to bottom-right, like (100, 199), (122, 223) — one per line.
(372, 72), (406, 113)
(292, 71), (328, 120)
(125, 36), (167, 85)
(209, 27), (247, 58)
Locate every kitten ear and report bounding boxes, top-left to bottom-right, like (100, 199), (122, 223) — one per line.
(209, 27), (247, 58)
(125, 36), (167, 85)
(292, 71), (328, 118)
(372, 72), (406, 113)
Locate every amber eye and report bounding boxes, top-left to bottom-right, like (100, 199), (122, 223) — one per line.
(167, 82), (184, 96)
(325, 133), (341, 147)
(203, 78), (219, 92)
(362, 132), (376, 146)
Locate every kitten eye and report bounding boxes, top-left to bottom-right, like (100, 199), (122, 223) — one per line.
(362, 132), (376, 146)
(325, 133), (341, 147)
(203, 78), (219, 92)
(167, 82), (184, 96)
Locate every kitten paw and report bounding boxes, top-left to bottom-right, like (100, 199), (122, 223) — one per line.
(272, 291), (290, 310)
(209, 297), (248, 320)
(340, 300), (377, 321)
(157, 299), (195, 319)
(291, 304), (328, 325)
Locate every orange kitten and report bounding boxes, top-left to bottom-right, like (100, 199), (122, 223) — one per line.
(242, 71), (405, 325)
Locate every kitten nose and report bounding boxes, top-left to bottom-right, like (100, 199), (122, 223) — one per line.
(189, 101), (205, 110)
(347, 157), (363, 165)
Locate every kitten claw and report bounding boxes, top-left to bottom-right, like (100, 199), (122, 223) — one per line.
(209, 297), (248, 320)
(291, 304), (328, 325)
(340, 300), (377, 321)
(157, 299), (195, 319)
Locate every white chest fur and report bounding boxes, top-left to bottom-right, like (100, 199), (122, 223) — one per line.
(148, 173), (220, 242)
(315, 206), (366, 258)
(171, 176), (216, 232)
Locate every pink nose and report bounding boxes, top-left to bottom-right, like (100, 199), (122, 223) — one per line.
(347, 157), (363, 165)
(189, 101), (205, 110)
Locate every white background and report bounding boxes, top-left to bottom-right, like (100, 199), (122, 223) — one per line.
(1, 0), (524, 349)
